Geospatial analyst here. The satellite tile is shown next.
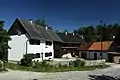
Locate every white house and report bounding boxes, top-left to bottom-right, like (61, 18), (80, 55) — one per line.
(8, 18), (62, 61)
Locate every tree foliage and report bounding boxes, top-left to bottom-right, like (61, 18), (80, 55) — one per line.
(74, 23), (120, 42)
(0, 21), (11, 61)
(34, 19), (53, 30)
(34, 19), (47, 27)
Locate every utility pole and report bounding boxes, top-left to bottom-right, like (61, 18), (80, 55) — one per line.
(88, 25), (91, 64)
(100, 20), (103, 63)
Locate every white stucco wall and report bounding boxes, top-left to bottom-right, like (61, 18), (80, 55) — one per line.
(8, 34), (54, 61)
(27, 40), (54, 60)
(8, 35), (27, 61)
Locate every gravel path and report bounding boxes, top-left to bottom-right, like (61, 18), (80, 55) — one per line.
(0, 64), (120, 80)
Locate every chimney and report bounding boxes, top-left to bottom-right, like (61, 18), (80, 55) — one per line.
(81, 35), (84, 39)
(29, 19), (32, 25)
(65, 31), (68, 35)
(113, 36), (115, 39)
(72, 32), (74, 36)
(45, 26), (48, 31)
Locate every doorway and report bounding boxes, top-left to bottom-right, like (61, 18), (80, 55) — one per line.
(94, 53), (97, 60)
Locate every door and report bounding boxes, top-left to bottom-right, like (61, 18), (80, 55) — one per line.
(81, 52), (87, 59)
(94, 53), (97, 60)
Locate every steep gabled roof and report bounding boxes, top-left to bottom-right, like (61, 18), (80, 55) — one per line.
(57, 33), (84, 43)
(9, 18), (62, 42)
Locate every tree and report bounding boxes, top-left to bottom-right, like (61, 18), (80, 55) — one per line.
(34, 19), (48, 27)
(34, 19), (53, 30)
(0, 21), (11, 70)
(74, 22), (120, 42)
(75, 26), (96, 42)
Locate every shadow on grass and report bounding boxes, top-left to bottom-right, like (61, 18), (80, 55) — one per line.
(89, 74), (120, 80)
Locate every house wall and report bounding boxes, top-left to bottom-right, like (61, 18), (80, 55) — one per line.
(8, 34), (54, 61)
(27, 40), (54, 60)
(8, 35), (27, 61)
(80, 51), (108, 60)
(54, 42), (62, 58)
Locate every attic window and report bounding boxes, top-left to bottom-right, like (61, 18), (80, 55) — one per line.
(45, 41), (52, 46)
(29, 39), (40, 45)
(17, 29), (21, 36)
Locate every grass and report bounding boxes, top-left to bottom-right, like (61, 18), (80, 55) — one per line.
(6, 62), (110, 72)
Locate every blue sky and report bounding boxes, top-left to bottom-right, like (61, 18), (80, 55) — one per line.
(1, 0), (120, 31)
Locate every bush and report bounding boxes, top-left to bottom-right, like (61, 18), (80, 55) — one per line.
(32, 60), (54, 72)
(6, 60), (109, 72)
(81, 60), (85, 67)
(58, 62), (62, 67)
(0, 61), (2, 68)
(19, 54), (33, 66)
(69, 59), (85, 67)
(0, 61), (2, 71)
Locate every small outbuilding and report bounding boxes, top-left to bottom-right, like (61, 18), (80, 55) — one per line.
(78, 41), (118, 62)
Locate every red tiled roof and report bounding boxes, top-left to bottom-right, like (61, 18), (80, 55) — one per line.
(78, 41), (113, 51)
(89, 41), (113, 50)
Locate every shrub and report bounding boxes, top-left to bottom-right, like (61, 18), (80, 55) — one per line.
(32, 60), (54, 72)
(20, 54), (33, 66)
(58, 62), (62, 67)
(0, 61), (2, 71)
(0, 61), (2, 68)
(6, 61), (109, 72)
(81, 60), (85, 67)
(69, 59), (85, 67)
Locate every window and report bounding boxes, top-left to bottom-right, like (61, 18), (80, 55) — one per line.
(45, 52), (52, 57)
(17, 29), (21, 36)
(35, 53), (40, 58)
(24, 53), (40, 59)
(45, 41), (52, 46)
(24, 54), (35, 59)
(29, 39), (40, 45)
(100, 52), (102, 59)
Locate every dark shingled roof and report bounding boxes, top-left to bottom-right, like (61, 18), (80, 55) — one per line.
(17, 18), (62, 42)
(78, 42), (93, 50)
(57, 33), (84, 43)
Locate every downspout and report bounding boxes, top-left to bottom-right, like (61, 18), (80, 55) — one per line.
(26, 40), (29, 55)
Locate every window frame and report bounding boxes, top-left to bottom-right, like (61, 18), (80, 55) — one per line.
(35, 53), (40, 58)
(45, 52), (52, 57)
(29, 39), (40, 45)
(45, 41), (52, 46)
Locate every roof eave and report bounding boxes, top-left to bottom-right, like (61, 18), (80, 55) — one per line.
(62, 42), (82, 44)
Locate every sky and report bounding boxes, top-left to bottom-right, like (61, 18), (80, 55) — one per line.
(1, 0), (120, 31)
